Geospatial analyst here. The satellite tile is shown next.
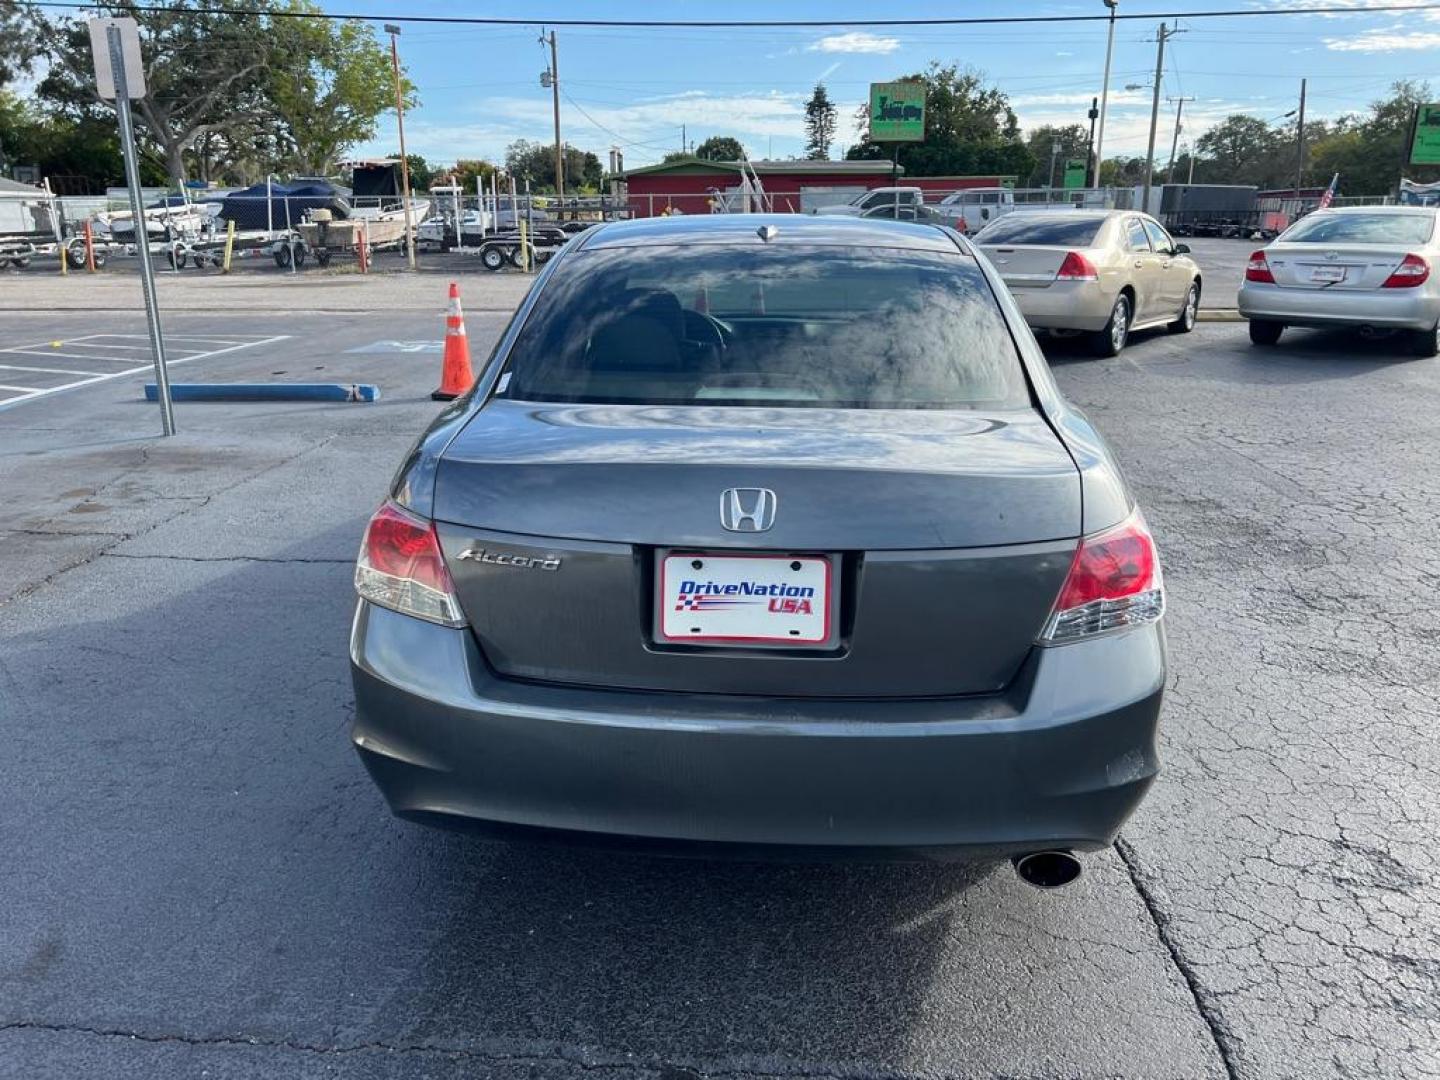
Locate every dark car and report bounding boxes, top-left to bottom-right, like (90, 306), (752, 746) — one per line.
(350, 214), (1166, 886)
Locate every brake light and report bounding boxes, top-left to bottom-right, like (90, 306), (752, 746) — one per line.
(1382, 253), (1430, 288)
(1245, 251), (1275, 284)
(1040, 510), (1164, 644)
(1056, 251), (1099, 281)
(355, 501), (465, 626)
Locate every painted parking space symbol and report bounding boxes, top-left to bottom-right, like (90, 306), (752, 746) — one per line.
(345, 340), (443, 354)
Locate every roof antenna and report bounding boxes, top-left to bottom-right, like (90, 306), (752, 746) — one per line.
(756, 224), (778, 242)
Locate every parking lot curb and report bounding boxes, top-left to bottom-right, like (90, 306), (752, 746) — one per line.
(1197, 309), (1244, 322)
(145, 382), (381, 402)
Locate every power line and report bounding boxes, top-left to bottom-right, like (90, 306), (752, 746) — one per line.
(22, 2), (1440, 26)
(558, 87), (676, 154)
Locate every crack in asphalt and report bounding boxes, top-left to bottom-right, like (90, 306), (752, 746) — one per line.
(1115, 838), (1242, 1080)
(0, 436), (336, 610)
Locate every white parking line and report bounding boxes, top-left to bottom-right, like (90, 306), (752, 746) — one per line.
(0, 363), (99, 376)
(0, 334), (291, 411)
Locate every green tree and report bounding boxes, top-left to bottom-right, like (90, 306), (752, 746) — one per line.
(845, 63), (1031, 179)
(38, 0), (275, 184)
(0, 89), (167, 190)
(505, 139), (602, 193)
(387, 152), (432, 191)
(1194, 114), (1284, 185)
(1309, 80), (1438, 196)
(696, 135), (745, 161)
(803, 83), (836, 160)
(1023, 124), (1089, 186)
(1, 0), (39, 88)
(265, 2), (407, 175)
(447, 158), (498, 195)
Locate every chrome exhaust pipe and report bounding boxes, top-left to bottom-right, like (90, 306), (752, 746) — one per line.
(1012, 850), (1082, 890)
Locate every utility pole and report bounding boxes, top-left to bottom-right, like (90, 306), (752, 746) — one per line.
(540, 29), (563, 201)
(1142, 21), (1184, 214)
(1167, 95), (1195, 181)
(385, 24), (416, 270)
(1295, 77), (1308, 194)
(1095, 0), (1119, 190)
(1048, 139), (1062, 189)
(682, 124), (687, 155)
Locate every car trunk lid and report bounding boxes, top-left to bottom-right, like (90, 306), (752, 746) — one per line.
(977, 245), (1085, 289)
(430, 400), (1080, 698)
(1262, 243), (1412, 291)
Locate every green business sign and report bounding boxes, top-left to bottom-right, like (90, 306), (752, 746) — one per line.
(1410, 104), (1440, 165)
(869, 81), (926, 143)
(1063, 158), (1088, 189)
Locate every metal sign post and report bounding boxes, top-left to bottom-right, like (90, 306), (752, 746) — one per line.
(92, 18), (174, 436)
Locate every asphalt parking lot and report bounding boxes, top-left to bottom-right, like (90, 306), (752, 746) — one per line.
(1, 275), (1437, 1079)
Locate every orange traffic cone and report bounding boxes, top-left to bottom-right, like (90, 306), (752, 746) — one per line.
(431, 282), (475, 401)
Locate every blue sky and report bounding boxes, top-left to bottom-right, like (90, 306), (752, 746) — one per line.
(338, 0), (1438, 167)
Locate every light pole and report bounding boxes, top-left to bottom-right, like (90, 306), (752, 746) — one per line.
(385, 23), (416, 270)
(1094, 0), (1119, 190)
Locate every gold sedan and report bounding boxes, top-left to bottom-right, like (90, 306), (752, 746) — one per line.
(974, 210), (1203, 357)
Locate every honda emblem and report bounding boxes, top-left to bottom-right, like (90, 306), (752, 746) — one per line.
(719, 487), (777, 532)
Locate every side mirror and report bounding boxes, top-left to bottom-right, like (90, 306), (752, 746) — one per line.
(1173, 242), (1191, 255)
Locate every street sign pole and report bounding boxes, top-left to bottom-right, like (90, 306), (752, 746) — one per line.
(103, 21), (174, 436)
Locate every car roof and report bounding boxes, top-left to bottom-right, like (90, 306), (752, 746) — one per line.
(982, 209), (1115, 221)
(577, 213), (965, 253)
(1309, 205), (1435, 216)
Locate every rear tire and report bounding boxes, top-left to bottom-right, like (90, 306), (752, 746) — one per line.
(1409, 321), (1439, 359)
(1090, 293), (1131, 357)
(1168, 281), (1200, 334)
(481, 246), (505, 272)
(1248, 319), (1283, 346)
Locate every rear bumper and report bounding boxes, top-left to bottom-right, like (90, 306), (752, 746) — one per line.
(350, 602), (1164, 858)
(1238, 281), (1440, 331)
(1005, 280), (1115, 332)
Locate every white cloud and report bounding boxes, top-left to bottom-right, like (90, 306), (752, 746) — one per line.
(1055, 51), (1074, 57)
(1324, 30), (1440, 50)
(354, 89), (861, 166)
(806, 32), (900, 55)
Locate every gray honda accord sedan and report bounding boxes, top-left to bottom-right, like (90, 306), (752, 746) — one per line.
(350, 214), (1165, 879)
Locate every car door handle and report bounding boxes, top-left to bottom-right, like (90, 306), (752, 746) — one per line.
(1161, 260), (1172, 269)
(1133, 259), (1144, 268)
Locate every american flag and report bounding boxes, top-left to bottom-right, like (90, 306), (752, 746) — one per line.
(1317, 172), (1339, 210)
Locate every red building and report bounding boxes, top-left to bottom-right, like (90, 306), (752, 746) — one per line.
(614, 157), (1013, 217)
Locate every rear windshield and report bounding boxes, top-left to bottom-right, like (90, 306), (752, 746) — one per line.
(497, 244), (1029, 410)
(974, 216), (1105, 246)
(1281, 213), (1434, 245)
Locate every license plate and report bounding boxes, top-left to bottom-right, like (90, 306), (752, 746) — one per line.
(1310, 265), (1347, 283)
(658, 554), (833, 645)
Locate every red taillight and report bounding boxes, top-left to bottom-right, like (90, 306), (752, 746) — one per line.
(1245, 251), (1275, 284)
(355, 501), (465, 626)
(1382, 253), (1430, 289)
(1056, 251), (1099, 281)
(1041, 510), (1164, 644)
